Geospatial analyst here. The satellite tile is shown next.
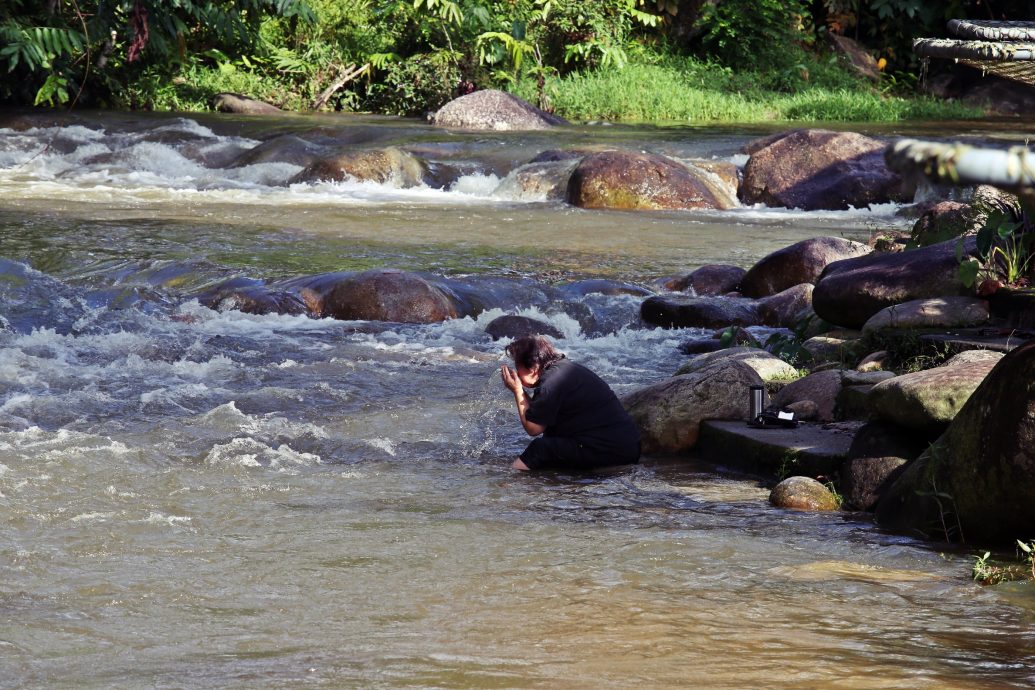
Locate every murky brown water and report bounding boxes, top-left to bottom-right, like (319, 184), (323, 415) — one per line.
(1, 110), (1033, 688)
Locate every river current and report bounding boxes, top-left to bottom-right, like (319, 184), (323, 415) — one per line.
(1, 110), (1033, 688)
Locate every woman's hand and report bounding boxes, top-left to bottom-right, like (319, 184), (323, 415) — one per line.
(500, 365), (523, 396)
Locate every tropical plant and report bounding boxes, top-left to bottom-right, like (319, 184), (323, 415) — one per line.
(0, 0), (316, 107)
(957, 210), (1034, 289)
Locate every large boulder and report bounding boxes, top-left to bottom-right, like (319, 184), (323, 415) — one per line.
(840, 421), (925, 511)
(431, 89), (567, 130)
(756, 284), (814, 327)
(740, 237), (871, 298)
(640, 295), (760, 329)
(868, 350), (1004, 430)
(567, 151), (736, 211)
(861, 296), (990, 333)
(622, 359), (762, 454)
(301, 269), (458, 323)
(665, 264), (746, 295)
(289, 147), (427, 187)
(812, 237), (980, 329)
(876, 340), (1035, 542)
(675, 346), (799, 381)
(740, 129), (908, 210)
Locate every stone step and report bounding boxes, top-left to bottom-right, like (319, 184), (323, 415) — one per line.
(695, 420), (861, 478)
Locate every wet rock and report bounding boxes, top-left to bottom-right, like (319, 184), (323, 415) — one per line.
(688, 159), (741, 197)
(861, 296), (990, 333)
(756, 284), (814, 327)
(664, 264), (746, 295)
(485, 315), (563, 341)
(740, 237), (871, 298)
(772, 369), (844, 423)
(213, 93), (282, 115)
(228, 134), (329, 168)
(678, 338), (724, 355)
(431, 89), (568, 130)
(204, 286), (307, 315)
(876, 339), (1035, 542)
(622, 359), (762, 454)
(289, 147), (428, 187)
(868, 350), (1004, 430)
(567, 151), (735, 211)
(770, 476), (839, 511)
(641, 295), (760, 329)
(492, 159), (579, 201)
(558, 279), (652, 299)
(301, 269), (458, 323)
(812, 237), (980, 329)
(676, 346), (799, 382)
(841, 422), (924, 511)
(740, 129), (908, 210)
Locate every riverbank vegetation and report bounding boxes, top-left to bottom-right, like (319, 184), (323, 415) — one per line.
(1, 0), (1025, 122)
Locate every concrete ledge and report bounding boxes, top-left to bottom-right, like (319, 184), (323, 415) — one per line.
(696, 420), (861, 478)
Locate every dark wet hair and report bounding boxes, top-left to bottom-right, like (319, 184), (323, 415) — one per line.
(505, 335), (565, 371)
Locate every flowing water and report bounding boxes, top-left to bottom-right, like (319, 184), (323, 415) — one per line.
(1, 110), (1033, 689)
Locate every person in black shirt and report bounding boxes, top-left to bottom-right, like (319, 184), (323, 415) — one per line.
(500, 335), (641, 471)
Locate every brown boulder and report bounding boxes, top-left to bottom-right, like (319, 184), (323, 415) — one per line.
(756, 284), (814, 327)
(304, 269), (458, 323)
(740, 236), (871, 298)
(289, 147), (427, 187)
(567, 151), (735, 211)
(622, 359), (763, 454)
(741, 129), (908, 210)
(485, 315), (563, 341)
(770, 476), (839, 511)
(664, 264), (746, 295)
(812, 237), (980, 329)
(840, 422), (925, 511)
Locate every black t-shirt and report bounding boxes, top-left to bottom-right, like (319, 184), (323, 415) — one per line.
(524, 358), (640, 457)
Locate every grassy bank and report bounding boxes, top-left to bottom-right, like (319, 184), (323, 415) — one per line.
(510, 59), (981, 123)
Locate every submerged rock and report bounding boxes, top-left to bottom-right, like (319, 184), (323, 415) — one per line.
(567, 151), (735, 211)
(289, 147), (428, 187)
(432, 89), (567, 130)
(740, 129), (908, 210)
(492, 159), (579, 201)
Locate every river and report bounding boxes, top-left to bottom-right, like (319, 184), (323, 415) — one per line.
(1, 110), (1033, 688)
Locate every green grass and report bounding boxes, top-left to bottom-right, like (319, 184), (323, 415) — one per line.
(512, 58), (982, 123)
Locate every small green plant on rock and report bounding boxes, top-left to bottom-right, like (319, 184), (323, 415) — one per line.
(958, 210), (1035, 291)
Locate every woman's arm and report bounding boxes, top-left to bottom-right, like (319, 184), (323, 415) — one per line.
(501, 366), (546, 436)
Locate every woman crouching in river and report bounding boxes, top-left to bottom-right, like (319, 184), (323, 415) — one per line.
(500, 335), (641, 471)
